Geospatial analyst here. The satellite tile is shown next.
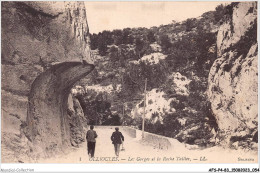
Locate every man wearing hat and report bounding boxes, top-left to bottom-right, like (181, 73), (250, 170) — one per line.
(111, 127), (124, 156)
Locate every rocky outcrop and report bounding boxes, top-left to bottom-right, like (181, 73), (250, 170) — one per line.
(67, 94), (87, 147)
(208, 2), (257, 145)
(1, 2), (94, 162)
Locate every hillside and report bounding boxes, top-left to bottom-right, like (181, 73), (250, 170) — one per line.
(72, 2), (258, 150)
(72, 5), (224, 147)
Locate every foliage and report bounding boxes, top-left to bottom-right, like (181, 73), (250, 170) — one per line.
(109, 46), (119, 62)
(185, 18), (196, 32)
(135, 38), (146, 59)
(89, 33), (98, 50)
(102, 114), (121, 125)
(83, 6), (232, 145)
(214, 4), (226, 24)
(147, 30), (156, 43)
(97, 36), (108, 56)
(75, 91), (122, 126)
(159, 34), (172, 53)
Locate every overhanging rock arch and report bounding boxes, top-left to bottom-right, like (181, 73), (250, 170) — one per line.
(27, 62), (94, 155)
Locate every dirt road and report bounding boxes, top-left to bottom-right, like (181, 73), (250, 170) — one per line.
(39, 127), (258, 163)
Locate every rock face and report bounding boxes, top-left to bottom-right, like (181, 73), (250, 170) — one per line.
(1, 2), (94, 162)
(67, 94), (87, 148)
(131, 89), (175, 123)
(208, 2), (257, 142)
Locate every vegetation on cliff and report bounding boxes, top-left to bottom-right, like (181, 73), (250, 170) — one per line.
(73, 6), (227, 146)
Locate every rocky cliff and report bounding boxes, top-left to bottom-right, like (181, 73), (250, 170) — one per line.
(1, 1), (94, 162)
(208, 2), (258, 146)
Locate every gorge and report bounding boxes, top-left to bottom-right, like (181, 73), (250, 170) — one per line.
(1, 1), (258, 163)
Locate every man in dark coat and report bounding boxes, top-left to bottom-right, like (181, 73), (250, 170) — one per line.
(111, 127), (124, 156)
(86, 125), (98, 158)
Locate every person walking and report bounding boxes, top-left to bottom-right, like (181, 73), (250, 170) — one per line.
(86, 125), (98, 158)
(111, 127), (124, 156)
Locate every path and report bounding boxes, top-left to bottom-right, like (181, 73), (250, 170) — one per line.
(39, 127), (258, 163)
(39, 127), (164, 163)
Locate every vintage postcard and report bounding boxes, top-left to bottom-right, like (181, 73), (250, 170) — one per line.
(1, 0), (258, 171)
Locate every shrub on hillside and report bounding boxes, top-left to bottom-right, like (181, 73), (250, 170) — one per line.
(147, 30), (156, 43)
(97, 36), (108, 56)
(159, 34), (172, 53)
(185, 18), (197, 32)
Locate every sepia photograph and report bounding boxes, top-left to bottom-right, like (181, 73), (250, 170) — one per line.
(0, 0), (258, 171)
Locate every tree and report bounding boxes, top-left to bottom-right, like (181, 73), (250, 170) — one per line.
(122, 28), (134, 44)
(89, 33), (98, 50)
(147, 31), (156, 43)
(101, 30), (113, 45)
(97, 36), (108, 56)
(112, 29), (123, 45)
(102, 114), (121, 125)
(109, 46), (119, 63)
(135, 38), (145, 59)
(185, 18), (196, 32)
(214, 4), (226, 24)
(159, 35), (172, 53)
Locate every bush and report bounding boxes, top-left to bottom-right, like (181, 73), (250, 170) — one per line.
(122, 28), (134, 44)
(147, 30), (156, 43)
(185, 18), (196, 32)
(102, 114), (121, 125)
(112, 29), (124, 45)
(145, 119), (165, 136)
(97, 37), (108, 56)
(214, 4), (226, 24)
(90, 33), (98, 50)
(159, 34), (172, 53)
(109, 46), (119, 62)
(135, 38), (146, 58)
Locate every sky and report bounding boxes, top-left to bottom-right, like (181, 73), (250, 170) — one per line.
(84, 1), (229, 34)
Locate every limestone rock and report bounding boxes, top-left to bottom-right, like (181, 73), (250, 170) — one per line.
(208, 2), (257, 142)
(1, 1), (94, 162)
(216, 2), (257, 56)
(67, 94), (86, 147)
